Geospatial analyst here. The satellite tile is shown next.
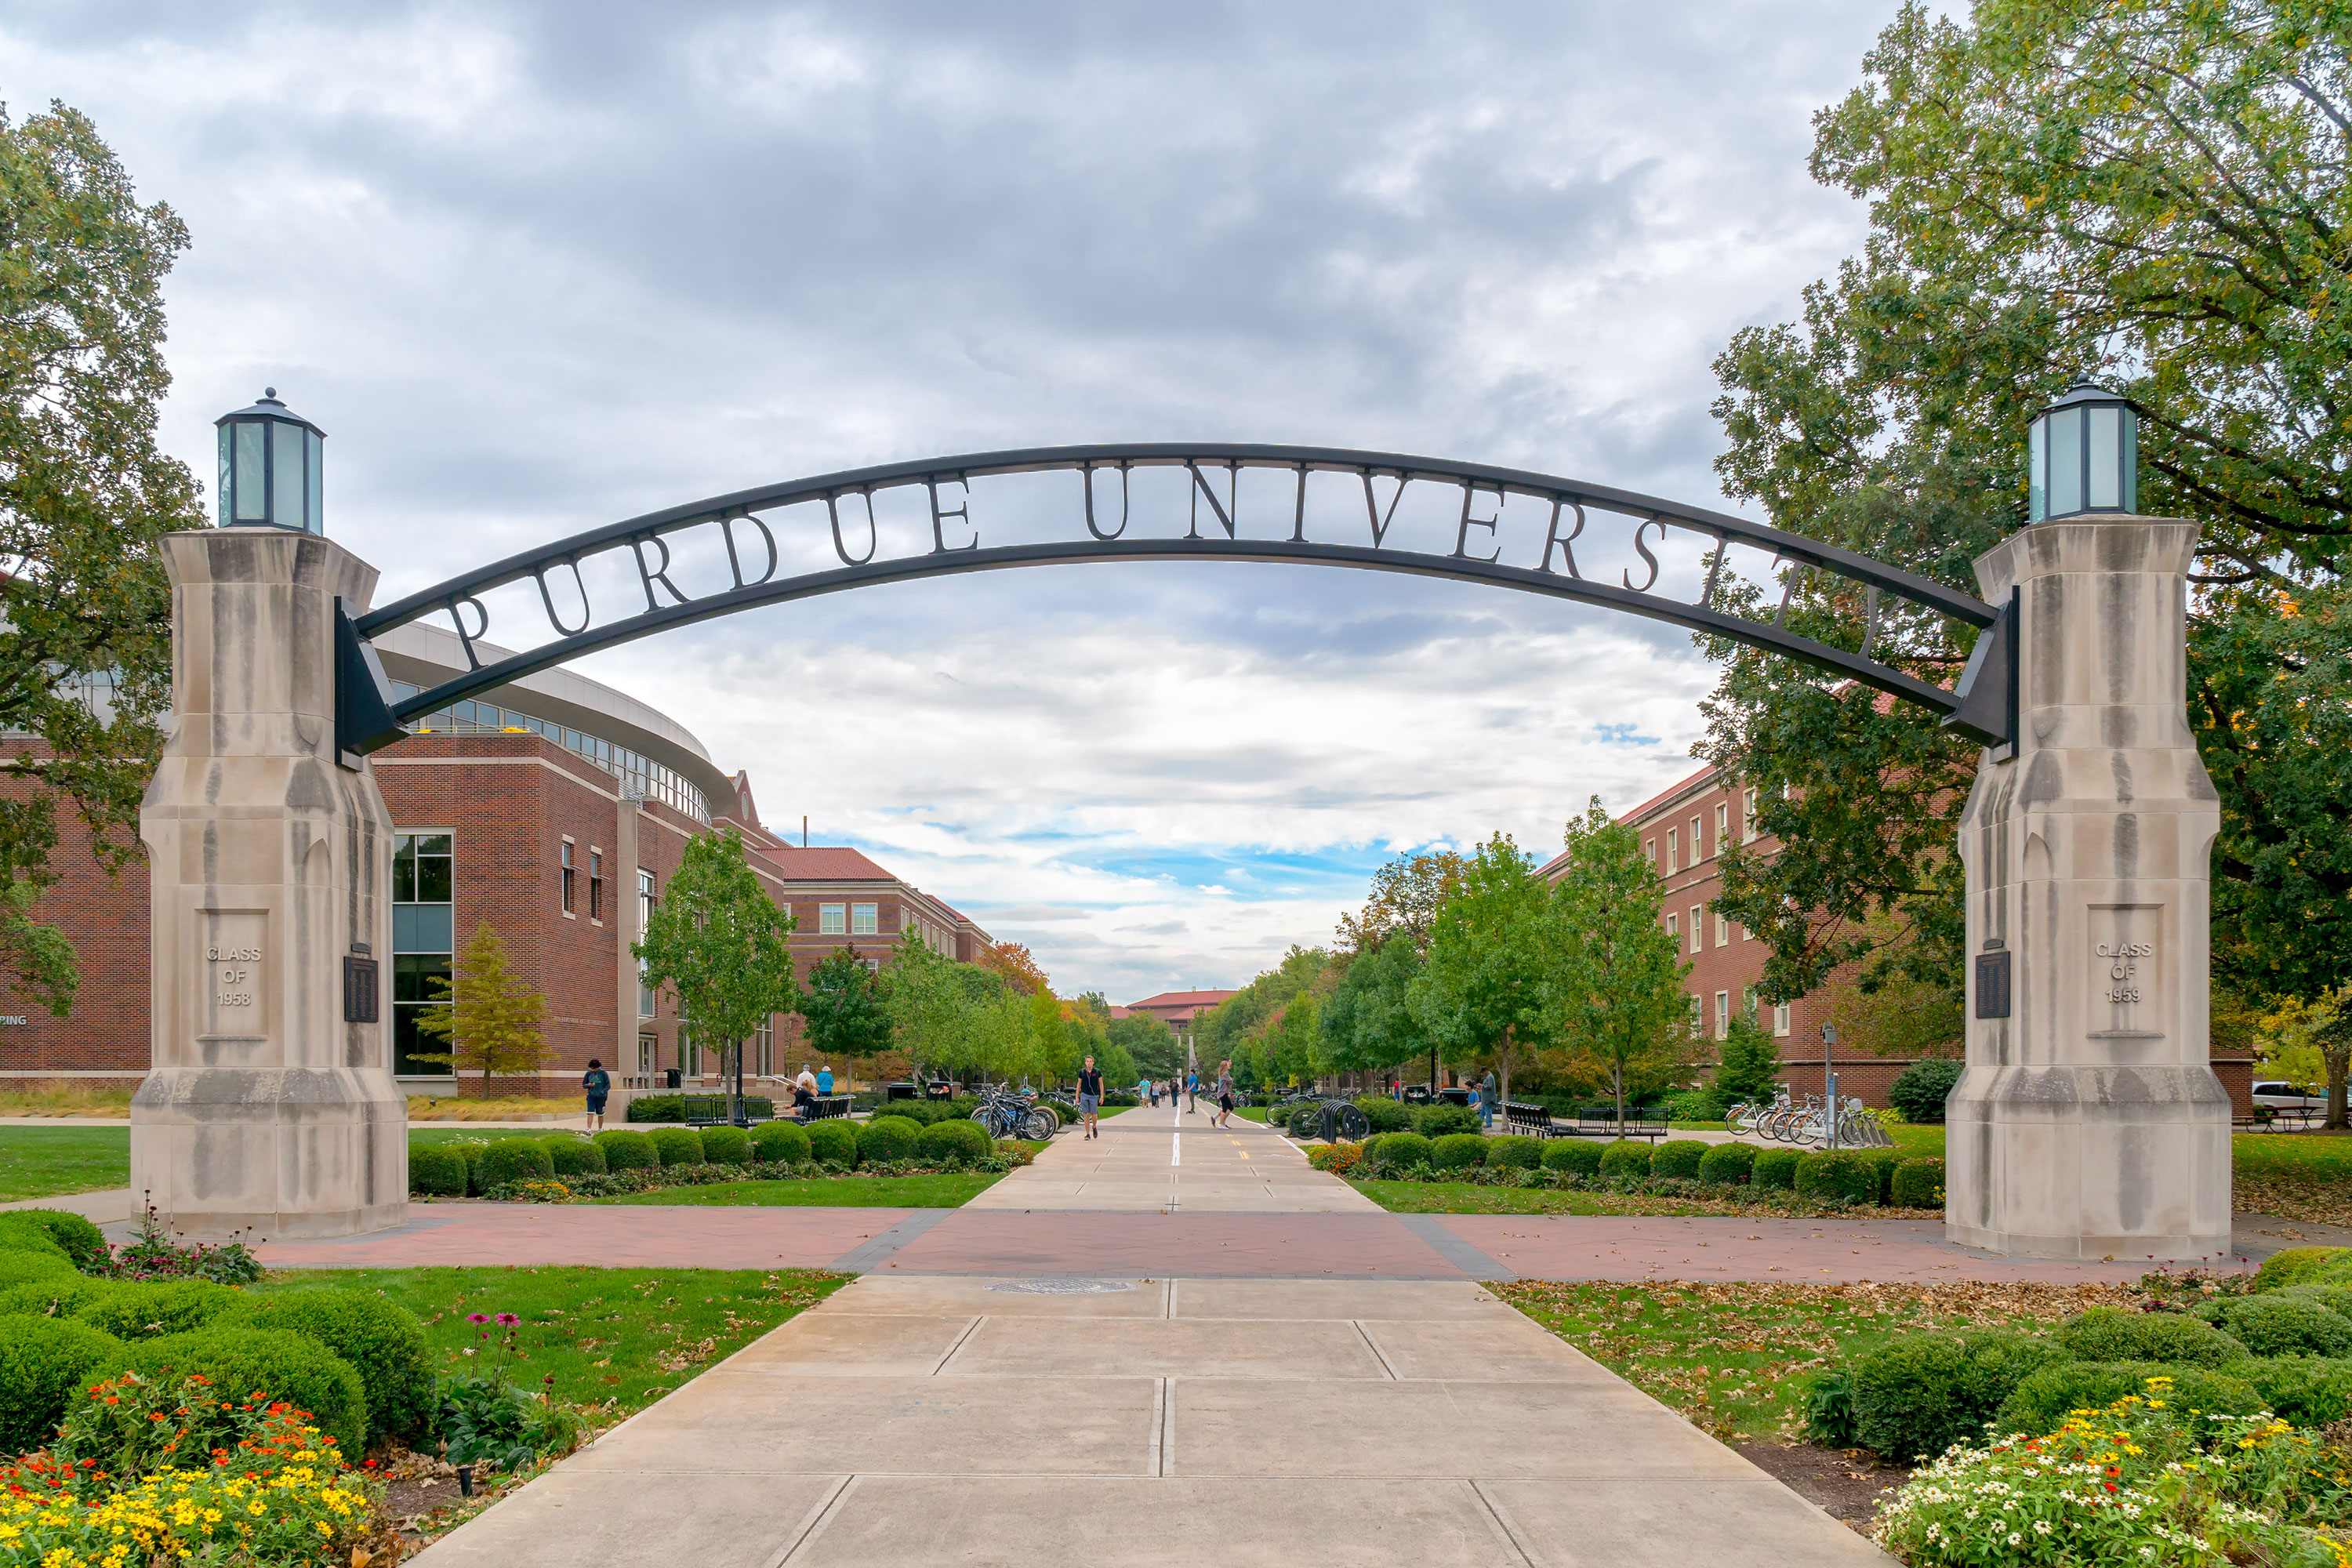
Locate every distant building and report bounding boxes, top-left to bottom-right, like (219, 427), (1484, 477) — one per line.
(1122, 989), (1237, 1057)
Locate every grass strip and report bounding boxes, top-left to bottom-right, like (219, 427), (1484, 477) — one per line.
(0, 1125), (130, 1201)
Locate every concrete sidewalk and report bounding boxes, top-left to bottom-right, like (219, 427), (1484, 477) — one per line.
(411, 1272), (1892, 1568)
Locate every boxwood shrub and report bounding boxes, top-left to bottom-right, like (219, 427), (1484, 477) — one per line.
(593, 1129), (658, 1171)
(1751, 1147), (1801, 1192)
(1890, 1156), (1945, 1208)
(2254, 1246), (2341, 1292)
(2274, 1283), (2352, 1319)
(243, 1288), (434, 1444)
(1851, 1330), (2072, 1461)
(6, 1210), (106, 1270)
(807, 1118), (860, 1167)
(2241, 1357), (2352, 1428)
(917, 1119), (989, 1165)
(0, 1213), (70, 1258)
(1485, 1135), (1541, 1170)
(0, 1277), (118, 1320)
(626, 1094), (684, 1123)
(1598, 1141), (1653, 1183)
(699, 1126), (753, 1167)
(0, 1314), (122, 1454)
(2053, 1305), (2247, 1368)
(751, 1121), (811, 1164)
(1352, 1097), (1413, 1133)
(541, 1137), (609, 1178)
(1887, 1058), (1962, 1125)
(2196, 1294), (2352, 1359)
(1413, 1104), (1481, 1138)
(1794, 1150), (1878, 1206)
(114, 1327), (369, 1457)
(409, 1144), (469, 1196)
(1697, 1142), (1755, 1185)
(0, 1249), (77, 1288)
(1860, 1147), (1903, 1203)
(1430, 1133), (1487, 1171)
(1370, 1132), (1433, 1173)
(1650, 1139), (1708, 1180)
(78, 1280), (247, 1341)
(1541, 1138), (1604, 1176)
(476, 1138), (555, 1188)
(649, 1127), (706, 1167)
(857, 1116), (924, 1164)
(1995, 1362), (2262, 1442)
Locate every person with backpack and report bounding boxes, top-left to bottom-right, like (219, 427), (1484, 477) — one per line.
(1076, 1054), (1105, 1140)
(582, 1058), (611, 1131)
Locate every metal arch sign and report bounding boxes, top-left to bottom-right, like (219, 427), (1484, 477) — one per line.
(336, 442), (2016, 759)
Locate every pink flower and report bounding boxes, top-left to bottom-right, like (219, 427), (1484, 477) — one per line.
(466, 1312), (490, 1324)
(495, 1312), (520, 1327)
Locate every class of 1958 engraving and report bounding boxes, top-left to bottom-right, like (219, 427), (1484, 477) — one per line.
(198, 911), (267, 1042)
(2089, 910), (2161, 1042)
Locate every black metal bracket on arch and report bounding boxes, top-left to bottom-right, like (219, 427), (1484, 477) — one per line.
(348, 441), (2016, 753)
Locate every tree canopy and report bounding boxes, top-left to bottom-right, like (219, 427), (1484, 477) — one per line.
(633, 829), (799, 1084)
(410, 921), (547, 1087)
(1410, 833), (1556, 1109)
(1549, 800), (1693, 1119)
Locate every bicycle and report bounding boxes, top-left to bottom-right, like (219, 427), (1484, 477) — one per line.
(970, 1085), (1057, 1142)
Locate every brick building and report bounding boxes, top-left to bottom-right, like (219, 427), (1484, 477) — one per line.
(1120, 989), (1237, 1058)
(1544, 763), (2253, 1113)
(1, 619), (992, 1097)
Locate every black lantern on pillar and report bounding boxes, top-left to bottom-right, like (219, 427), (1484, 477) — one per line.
(215, 389), (325, 533)
(2027, 378), (2137, 522)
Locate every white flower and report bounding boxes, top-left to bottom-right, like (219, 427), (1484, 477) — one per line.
(2033, 1521), (2052, 1536)
(2007, 1533), (2023, 1547)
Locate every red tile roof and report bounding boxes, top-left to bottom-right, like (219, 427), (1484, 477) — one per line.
(754, 845), (897, 882)
(1126, 989), (1237, 1011)
(1623, 763), (1718, 826)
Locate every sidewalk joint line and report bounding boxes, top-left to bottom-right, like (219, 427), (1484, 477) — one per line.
(1468, 1479), (1541, 1567)
(1352, 1319), (1399, 1380)
(770, 1473), (856, 1568)
(1149, 1377), (1168, 1477)
(1160, 1376), (1177, 1477)
(930, 1315), (985, 1375)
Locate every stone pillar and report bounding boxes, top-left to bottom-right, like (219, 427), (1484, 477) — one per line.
(132, 529), (406, 1239)
(1947, 515), (2230, 1261)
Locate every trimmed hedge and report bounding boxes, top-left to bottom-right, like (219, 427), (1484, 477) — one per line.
(1697, 1142), (1755, 1185)
(477, 1138), (555, 1188)
(542, 1137), (609, 1178)
(2255, 1247), (2342, 1292)
(918, 1119), (990, 1165)
(625, 1094), (777, 1123)
(1599, 1141), (1653, 1183)
(0, 1314), (122, 1454)
(593, 1129), (659, 1171)
(1353, 1097), (1413, 1133)
(1995, 1362), (2261, 1442)
(1887, 1058), (1962, 1125)
(2053, 1306), (2248, 1369)
(2197, 1294), (2352, 1359)
(699, 1127), (752, 1167)
(1431, 1133), (1487, 1171)
(113, 1327), (369, 1457)
(1650, 1140), (1708, 1180)
(245, 1288), (434, 1444)
(1413, 1104), (1481, 1138)
(649, 1127), (706, 1167)
(1795, 1150), (1878, 1206)
(6, 1210), (106, 1270)
(78, 1280), (247, 1341)
(0, 1214), (70, 1259)
(1485, 1135), (1542, 1171)
(1371, 1132), (1434, 1173)
(2274, 1283), (2352, 1319)
(1891, 1156), (1945, 1208)
(0, 1249), (77, 1288)
(1860, 1147), (1903, 1203)
(2241, 1357), (2352, 1428)
(808, 1118), (860, 1167)
(857, 1116), (924, 1164)
(1542, 1139), (1604, 1176)
(1751, 1147), (1801, 1191)
(410, 1144), (469, 1196)
(0, 1277), (118, 1320)
(1851, 1330), (2071, 1461)
(751, 1121), (811, 1164)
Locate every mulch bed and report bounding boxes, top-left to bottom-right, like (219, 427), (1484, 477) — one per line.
(1736, 1442), (1909, 1530)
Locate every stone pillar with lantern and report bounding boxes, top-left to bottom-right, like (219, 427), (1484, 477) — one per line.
(1944, 380), (2232, 1261)
(130, 390), (408, 1240)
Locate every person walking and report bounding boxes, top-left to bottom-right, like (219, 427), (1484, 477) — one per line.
(817, 1064), (834, 1097)
(582, 1058), (611, 1131)
(1185, 1068), (1199, 1115)
(1076, 1054), (1105, 1140)
(1480, 1069), (1498, 1129)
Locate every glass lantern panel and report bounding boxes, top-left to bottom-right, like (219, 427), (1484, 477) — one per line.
(2121, 411), (2137, 512)
(216, 426), (234, 528)
(2027, 416), (2047, 521)
(304, 430), (324, 533)
(2088, 406), (2121, 508)
(234, 423), (267, 521)
(2048, 406), (2083, 517)
(272, 420), (305, 528)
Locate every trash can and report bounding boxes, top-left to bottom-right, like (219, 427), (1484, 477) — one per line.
(664, 1068), (682, 1089)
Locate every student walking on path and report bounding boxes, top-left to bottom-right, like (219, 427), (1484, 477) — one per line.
(1480, 1069), (1497, 1129)
(1214, 1060), (1236, 1127)
(1076, 1054), (1105, 1139)
(1185, 1068), (1200, 1115)
(582, 1058), (611, 1131)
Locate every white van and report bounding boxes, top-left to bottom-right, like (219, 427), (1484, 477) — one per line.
(2251, 1081), (2325, 1118)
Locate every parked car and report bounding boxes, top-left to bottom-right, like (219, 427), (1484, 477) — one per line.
(2251, 1082), (2325, 1119)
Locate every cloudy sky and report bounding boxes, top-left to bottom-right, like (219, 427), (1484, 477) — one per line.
(4, 2), (1899, 1002)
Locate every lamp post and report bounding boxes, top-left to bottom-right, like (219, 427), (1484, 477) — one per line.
(2027, 379), (2138, 523)
(1822, 1022), (1838, 1151)
(215, 388), (326, 533)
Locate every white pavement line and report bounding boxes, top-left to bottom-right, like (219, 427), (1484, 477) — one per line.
(1171, 1132), (1181, 1167)
(771, 1473), (858, 1568)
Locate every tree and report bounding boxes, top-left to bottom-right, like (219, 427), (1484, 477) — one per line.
(800, 947), (892, 1080)
(1107, 1011), (1180, 1080)
(962, 991), (1037, 1087)
(980, 942), (1051, 996)
(1701, 2), (2352, 1014)
(410, 921), (548, 1089)
(1337, 849), (1466, 1084)
(880, 935), (989, 1082)
(1319, 936), (1430, 1085)
(1410, 833), (1556, 1112)
(1712, 1011), (1782, 1107)
(2253, 988), (2352, 1131)
(1551, 800), (1692, 1123)
(1192, 947), (1331, 1070)
(0, 103), (202, 1011)
(633, 828), (798, 1119)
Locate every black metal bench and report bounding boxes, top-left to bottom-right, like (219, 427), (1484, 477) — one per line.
(682, 1094), (732, 1127)
(1573, 1106), (1670, 1142)
(1502, 1101), (1566, 1138)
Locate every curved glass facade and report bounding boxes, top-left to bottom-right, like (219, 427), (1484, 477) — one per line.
(389, 681), (710, 822)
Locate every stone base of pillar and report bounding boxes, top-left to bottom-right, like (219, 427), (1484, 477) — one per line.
(130, 1066), (406, 1240)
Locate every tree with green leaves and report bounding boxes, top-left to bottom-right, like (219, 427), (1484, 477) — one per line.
(410, 921), (548, 1090)
(1335, 848), (1466, 1085)
(1701, 2), (2352, 1023)
(1107, 1009), (1180, 1080)
(800, 946), (892, 1081)
(1410, 833), (1557, 1112)
(0, 103), (202, 1014)
(1319, 935), (1429, 1087)
(633, 827), (798, 1120)
(1712, 1011), (1783, 1108)
(1551, 800), (1692, 1124)
(1192, 947), (1331, 1071)
(878, 934), (979, 1080)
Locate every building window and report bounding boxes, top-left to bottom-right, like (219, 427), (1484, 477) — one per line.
(1744, 787), (1759, 842)
(637, 869), (655, 1018)
(1715, 912), (1730, 948)
(1740, 923), (1753, 942)
(1644, 838), (1656, 867)
(851, 902), (878, 936)
(589, 850), (604, 922)
(1664, 912), (1678, 941)
(560, 840), (575, 915)
(1691, 815), (1705, 861)
(1715, 991), (1731, 1040)
(755, 1020), (774, 1079)
(637, 1033), (657, 1076)
(819, 903), (846, 936)
(392, 831), (455, 1076)
(1665, 829), (1678, 873)
(1715, 803), (1729, 853)
(680, 1032), (701, 1078)
(1688, 995), (1703, 1029)
(1773, 1003), (1792, 1036)
(1688, 907), (1703, 955)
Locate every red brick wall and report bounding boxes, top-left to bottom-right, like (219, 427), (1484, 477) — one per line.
(0, 769), (150, 1076)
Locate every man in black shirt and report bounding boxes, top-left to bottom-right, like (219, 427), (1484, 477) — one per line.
(1076, 1055), (1105, 1140)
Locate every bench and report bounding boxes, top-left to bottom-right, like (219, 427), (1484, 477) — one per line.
(1502, 1101), (1566, 1138)
(1572, 1107), (1670, 1142)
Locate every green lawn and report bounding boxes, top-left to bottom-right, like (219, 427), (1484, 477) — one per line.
(251, 1265), (844, 1422)
(592, 1174), (999, 1207)
(0, 1125), (129, 1201)
(1497, 1278), (2136, 1444)
(1349, 1178), (1942, 1218)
